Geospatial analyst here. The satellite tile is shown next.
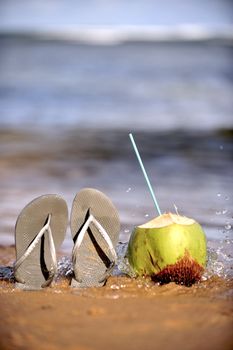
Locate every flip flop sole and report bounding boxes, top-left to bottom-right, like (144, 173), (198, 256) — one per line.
(71, 188), (120, 287)
(14, 194), (68, 290)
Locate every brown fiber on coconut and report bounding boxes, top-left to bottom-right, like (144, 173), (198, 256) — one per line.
(152, 254), (204, 286)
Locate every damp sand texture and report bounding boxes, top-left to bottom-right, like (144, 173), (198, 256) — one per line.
(0, 247), (233, 350)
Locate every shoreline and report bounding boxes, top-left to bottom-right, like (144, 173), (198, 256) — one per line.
(1, 27), (233, 45)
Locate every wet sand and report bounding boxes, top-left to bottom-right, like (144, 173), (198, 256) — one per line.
(0, 246), (232, 350)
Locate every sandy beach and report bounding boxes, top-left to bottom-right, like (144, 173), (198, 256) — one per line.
(0, 246), (232, 350)
(0, 127), (232, 350)
(0, 26), (232, 350)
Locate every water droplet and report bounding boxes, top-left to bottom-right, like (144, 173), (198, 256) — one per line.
(225, 196), (229, 201)
(217, 193), (221, 197)
(124, 229), (130, 233)
(126, 187), (131, 193)
(201, 275), (208, 281)
(144, 214), (149, 218)
(215, 210), (222, 215)
(222, 209), (228, 215)
(110, 284), (120, 290)
(219, 145), (224, 150)
(118, 256), (136, 277)
(225, 239), (231, 245)
(225, 224), (231, 230)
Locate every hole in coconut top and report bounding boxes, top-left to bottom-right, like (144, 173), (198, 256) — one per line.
(138, 213), (195, 229)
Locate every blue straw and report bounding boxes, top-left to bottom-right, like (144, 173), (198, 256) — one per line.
(129, 133), (162, 216)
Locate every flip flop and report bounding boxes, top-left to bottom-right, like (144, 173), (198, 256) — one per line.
(71, 188), (120, 288)
(14, 194), (68, 290)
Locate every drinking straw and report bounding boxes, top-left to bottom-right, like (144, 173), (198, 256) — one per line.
(174, 204), (179, 216)
(129, 133), (162, 216)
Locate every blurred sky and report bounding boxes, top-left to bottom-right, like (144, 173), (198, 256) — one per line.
(0, 0), (232, 32)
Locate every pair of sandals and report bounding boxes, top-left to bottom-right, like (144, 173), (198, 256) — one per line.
(14, 188), (120, 290)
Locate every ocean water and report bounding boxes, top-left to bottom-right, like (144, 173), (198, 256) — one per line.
(0, 36), (232, 130)
(0, 35), (232, 278)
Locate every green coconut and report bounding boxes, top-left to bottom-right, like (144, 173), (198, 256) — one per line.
(127, 213), (207, 286)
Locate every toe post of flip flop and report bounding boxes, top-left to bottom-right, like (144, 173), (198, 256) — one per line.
(71, 188), (120, 288)
(14, 194), (68, 290)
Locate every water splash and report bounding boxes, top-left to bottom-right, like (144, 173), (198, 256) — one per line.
(203, 240), (233, 280)
(0, 239), (232, 283)
(216, 209), (228, 215)
(114, 242), (136, 278)
(224, 223), (231, 230)
(0, 266), (14, 282)
(57, 256), (73, 278)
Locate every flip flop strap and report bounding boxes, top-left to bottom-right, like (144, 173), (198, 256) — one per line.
(14, 214), (57, 285)
(72, 213), (117, 281)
